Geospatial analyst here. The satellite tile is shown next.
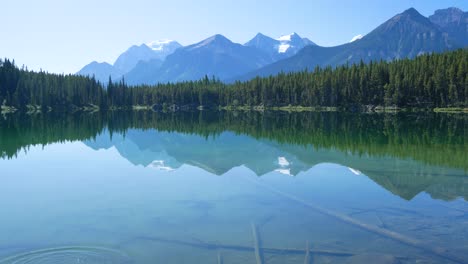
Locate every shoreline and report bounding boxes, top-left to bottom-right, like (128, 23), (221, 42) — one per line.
(1, 105), (467, 114)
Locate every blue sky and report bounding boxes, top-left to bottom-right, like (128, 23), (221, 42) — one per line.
(2, 0), (467, 74)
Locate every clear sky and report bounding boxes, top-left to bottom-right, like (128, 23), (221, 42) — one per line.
(2, 0), (467, 74)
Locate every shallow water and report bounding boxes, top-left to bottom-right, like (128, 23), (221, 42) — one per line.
(0, 111), (466, 263)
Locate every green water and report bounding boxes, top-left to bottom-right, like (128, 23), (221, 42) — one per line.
(0, 111), (466, 264)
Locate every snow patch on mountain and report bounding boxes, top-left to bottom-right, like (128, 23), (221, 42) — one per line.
(276, 33), (307, 53)
(277, 33), (294, 41)
(278, 44), (291, 53)
(147, 39), (178, 51)
(276, 33), (297, 53)
(350, 34), (364, 42)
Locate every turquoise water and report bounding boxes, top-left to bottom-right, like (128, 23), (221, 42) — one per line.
(0, 111), (466, 263)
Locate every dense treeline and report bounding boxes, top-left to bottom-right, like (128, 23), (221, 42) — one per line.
(1, 49), (467, 110)
(1, 111), (466, 171)
(0, 60), (105, 109)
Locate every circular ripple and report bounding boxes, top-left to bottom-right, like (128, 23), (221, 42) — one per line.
(0, 246), (131, 264)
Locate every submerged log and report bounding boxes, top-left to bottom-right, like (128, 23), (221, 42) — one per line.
(251, 222), (264, 264)
(374, 212), (387, 228)
(217, 251), (223, 264)
(248, 178), (467, 264)
(304, 241), (311, 264)
(135, 235), (355, 257)
(344, 253), (401, 264)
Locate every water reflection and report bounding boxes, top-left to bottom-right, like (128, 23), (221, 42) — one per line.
(82, 126), (466, 202)
(0, 111), (467, 263)
(2, 111), (464, 200)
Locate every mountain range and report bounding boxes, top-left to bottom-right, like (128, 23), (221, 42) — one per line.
(237, 7), (468, 81)
(77, 7), (468, 85)
(244, 32), (316, 61)
(125, 34), (274, 85)
(78, 40), (182, 83)
(429, 7), (468, 49)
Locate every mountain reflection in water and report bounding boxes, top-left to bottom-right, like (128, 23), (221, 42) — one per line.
(0, 110), (467, 263)
(1, 111), (466, 201)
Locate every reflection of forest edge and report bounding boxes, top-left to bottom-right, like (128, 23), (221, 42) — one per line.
(1, 111), (465, 170)
(1, 111), (466, 201)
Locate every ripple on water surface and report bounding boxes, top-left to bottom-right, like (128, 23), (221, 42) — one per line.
(0, 246), (131, 264)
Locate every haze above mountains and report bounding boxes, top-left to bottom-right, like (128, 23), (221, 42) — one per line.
(78, 7), (468, 85)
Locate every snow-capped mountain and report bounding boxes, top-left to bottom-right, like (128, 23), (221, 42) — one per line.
(238, 8), (463, 81)
(78, 39), (182, 83)
(113, 40), (181, 74)
(125, 34), (274, 85)
(146, 40), (183, 57)
(113, 44), (161, 74)
(244, 32), (316, 61)
(276, 33), (316, 53)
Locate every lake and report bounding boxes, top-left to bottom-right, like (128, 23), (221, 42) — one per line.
(0, 111), (466, 264)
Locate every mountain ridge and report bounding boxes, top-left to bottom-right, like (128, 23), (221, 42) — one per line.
(77, 61), (123, 83)
(429, 7), (468, 46)
(77, 7), (467, 85)
(125, 34), (275, 85)
(245, 32), (316, 61)
(77, 40), (182, 83)
(234, 7), (464, 81)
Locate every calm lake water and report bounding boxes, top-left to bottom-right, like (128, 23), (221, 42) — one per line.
(0, 111), (466, 264)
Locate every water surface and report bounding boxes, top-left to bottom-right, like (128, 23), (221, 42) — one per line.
(0, 111), (467, 263)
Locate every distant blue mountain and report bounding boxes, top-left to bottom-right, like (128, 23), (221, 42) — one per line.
(124, 59), (164, 85)
(235, 7), (465, 81)
(429, 7), (468, 47)
(77, 40), (182, 84)
(77, 7), (467, 85)
(125, 34), (275, 85)
(76, 61), (123, 84)
(113, 44), (162, 74)
(145, 40), (184, 59)
(245, 32), (316, 61)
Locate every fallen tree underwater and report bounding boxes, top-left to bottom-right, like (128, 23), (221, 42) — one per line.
(133, 235), (356, 257)
(245, 176), (467, 264)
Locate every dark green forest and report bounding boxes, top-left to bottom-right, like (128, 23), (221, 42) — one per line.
(1, 49), (467, 110)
